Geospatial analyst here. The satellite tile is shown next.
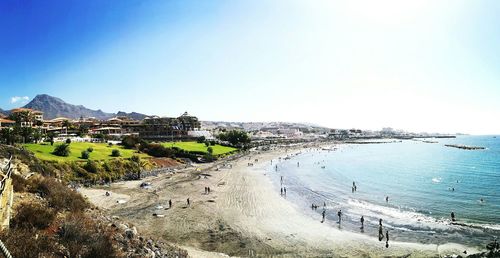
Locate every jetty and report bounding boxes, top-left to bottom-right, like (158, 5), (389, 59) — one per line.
(444, 144), (485, 150)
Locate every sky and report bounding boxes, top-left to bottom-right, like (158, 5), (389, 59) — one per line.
(1, 0), (500, 134)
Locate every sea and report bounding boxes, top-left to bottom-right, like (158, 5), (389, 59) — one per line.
(268, 136), (500, 248)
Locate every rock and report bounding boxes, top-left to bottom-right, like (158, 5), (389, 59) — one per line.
(118, 223), (128, 231)
(125, 228), (136, 239)
(112, 215), (120, 220)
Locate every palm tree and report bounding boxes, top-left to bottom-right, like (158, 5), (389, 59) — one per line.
(62, 120), (71, 135)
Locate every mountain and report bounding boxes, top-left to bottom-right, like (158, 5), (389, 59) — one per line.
(116, 111), (148, 121)
(22, 94), (148, 120)
(201, 121), (331, 133)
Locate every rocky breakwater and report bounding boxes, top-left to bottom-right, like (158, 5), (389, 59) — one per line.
(444, 144), (486, 150)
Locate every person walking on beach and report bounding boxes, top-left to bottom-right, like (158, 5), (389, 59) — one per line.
(297, 162), (300, 167)
(280, 187), (283, 196)
(337, 210), (342, 223)
(360, 216), (365, 229)
(208, 187), (211, 193)
(280, 176), (283, 185)
(322, 209), (326, 223)
(385, 196), (389, 203)
(204, 187), (208, 194)
(284, 187), (287, 196)
(169, 199), (172, 209)
(378, 225), (384, 241)
(187, 198), (190, 206)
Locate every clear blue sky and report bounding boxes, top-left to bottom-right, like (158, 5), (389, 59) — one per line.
(1, 0), (499, 134)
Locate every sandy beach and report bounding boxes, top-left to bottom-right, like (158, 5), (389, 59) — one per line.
(80, 145), (479, 257)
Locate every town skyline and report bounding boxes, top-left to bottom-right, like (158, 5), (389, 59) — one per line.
(2, 1), (500, 135)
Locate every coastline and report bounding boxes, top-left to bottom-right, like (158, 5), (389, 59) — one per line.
(80, 144), (480, 257)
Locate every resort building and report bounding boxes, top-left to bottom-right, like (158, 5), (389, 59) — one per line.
(9, 108), (44, 127)
(0, 118), (15, 129)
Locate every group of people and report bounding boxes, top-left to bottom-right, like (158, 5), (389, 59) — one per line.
(351, 181), (358, 193)
(204, 186), (211, 194)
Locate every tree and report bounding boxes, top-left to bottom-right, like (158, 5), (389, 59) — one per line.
(0, 128), (16, 145)
(66, 138), (71, 144)
(53, 144), (71, 157)
(207, 146), (213, 155)
(217, 130), (251, 147)
(62, 120), (71, 135)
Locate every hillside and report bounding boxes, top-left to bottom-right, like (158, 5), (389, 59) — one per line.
(21, 94), (147, 120)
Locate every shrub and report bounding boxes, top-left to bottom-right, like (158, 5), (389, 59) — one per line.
(59, 214), (119, 258)
(87, 147), (94, 152)
(12, 202), (56, 230)
(81, 150), (90, 159)
(143, 143), (174, 157)
(28, 176), (89, 212)
(130, 155), (140, 163)
(66, 138), (72, 144)
(196, 136), (206, 143)
(108, 142), (113, 146)
(83, 160), (99, 173)
(53, 143), (71, 157)
(121, 135), (140, 149)
(111, 149), (121, 157)
(207, 146), (213, 154)
(11, 173), (27, 192)
(205, 142), (209, 147)
(0, 228), (56, 257)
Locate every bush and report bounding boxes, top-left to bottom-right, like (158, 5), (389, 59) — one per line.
(59, 214), (119, 258)
(28, 176), (89, 212)
(66, 138), (72, 144)
(12, 202), (56, 230)
(207, 146), (213, 154)
(130, 155), (140, 163)
(205, 142), (209, 147)
(83, 160), (99, 173)
(81, 150), (90, 159)
(87, 147), (94, 152)
(143, 143), (174, 157)
(121, 135), (140, 149)
(0, 228), (56, 258)
(53, 143), (71, 157)
(111, 149), (121, 157)
(196, 136), (206, 143)
(11, 173), (27, 192)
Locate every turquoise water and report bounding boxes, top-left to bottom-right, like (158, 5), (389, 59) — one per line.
(270, 136), (500, 247)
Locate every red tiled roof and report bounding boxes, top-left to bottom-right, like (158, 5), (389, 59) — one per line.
(0, 118), (15, 124)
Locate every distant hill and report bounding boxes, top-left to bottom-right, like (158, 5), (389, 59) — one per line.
(22, 94), (148, 120)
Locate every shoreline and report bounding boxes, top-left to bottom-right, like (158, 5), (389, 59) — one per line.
(80, 143), (481, 257)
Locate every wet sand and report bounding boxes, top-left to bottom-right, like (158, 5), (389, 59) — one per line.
(80, 146), (479, 257)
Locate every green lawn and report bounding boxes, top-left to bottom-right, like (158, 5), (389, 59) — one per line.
(23, 142), (149, 162)
(161, 141), (237, 155)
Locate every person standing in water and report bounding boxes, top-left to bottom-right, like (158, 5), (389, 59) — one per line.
(385, 196), (389, 203)
(322, 209), (326, 223)
(337, 210), (342, 223)
(360, 216), (365, 229)
(284, 187), (287, 196)
(297, 162), (300, 167)
(451, 211), (456, 222)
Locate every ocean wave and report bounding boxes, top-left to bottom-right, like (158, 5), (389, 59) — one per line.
(432, 177), (442, 183)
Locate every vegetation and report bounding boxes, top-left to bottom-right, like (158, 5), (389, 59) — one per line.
(111, 149), (121, 157)
(217, 130), (251, 147)
(161, 141), (237, 155)
(24, 142), (148, 161)
(53, 143), (71, 157)
(81, 150), (90, 159)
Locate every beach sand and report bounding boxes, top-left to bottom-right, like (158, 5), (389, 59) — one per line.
(80, 145), (479, 257)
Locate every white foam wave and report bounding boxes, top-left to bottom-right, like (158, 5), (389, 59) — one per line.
(432, 177), (442, 183)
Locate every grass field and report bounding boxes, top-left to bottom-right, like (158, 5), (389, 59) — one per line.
(23, 142), (149, 162)
(161, 141), (237, 155)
